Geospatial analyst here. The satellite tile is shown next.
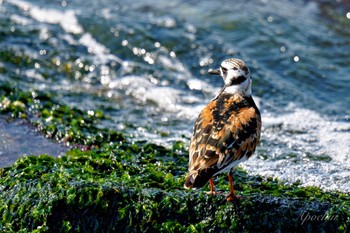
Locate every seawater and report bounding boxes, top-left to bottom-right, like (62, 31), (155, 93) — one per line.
(0, 0), (350, 192)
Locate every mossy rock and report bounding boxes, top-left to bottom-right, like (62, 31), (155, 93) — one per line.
(0, 144), (349, 232)
(0, 82), (125, 146)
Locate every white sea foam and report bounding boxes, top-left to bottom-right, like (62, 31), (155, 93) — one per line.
(187, 78), (211, 91)
(79, 33), (123, 64)
(31, 8), (83, 34)
(60, 34), (76, 45)
(242, 106), (350, 192)
(7, 0), (30, 11)
(262, 105), (350, 162)
(79, 33), (109, 55)
(243, 158), (350, 192)
(158, 55), (189, 77)
(149, 14), (177, 28)
(24, 69), (45, 81)
(10, 14), (32, 25)
(9, 0), (83, 34)
(108, 75), (206, 119)
(8, 0), (123, 67)
(109, 76), (180, 109)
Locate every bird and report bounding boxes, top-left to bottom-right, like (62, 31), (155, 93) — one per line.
(184, 58), (261, 201)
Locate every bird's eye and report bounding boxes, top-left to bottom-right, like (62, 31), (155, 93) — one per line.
(221, 66), (227, 74)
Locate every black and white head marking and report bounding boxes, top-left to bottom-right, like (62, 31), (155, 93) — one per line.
(208, 58), (252, 96)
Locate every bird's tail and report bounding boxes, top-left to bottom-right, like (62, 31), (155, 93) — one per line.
(184, 172), (196, 189)
(183, 169), (216, 189)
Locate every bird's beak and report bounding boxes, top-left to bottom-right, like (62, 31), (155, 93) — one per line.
(208, 68), (221, 75)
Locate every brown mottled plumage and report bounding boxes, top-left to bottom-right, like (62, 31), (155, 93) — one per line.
(184, 58), (261, 201)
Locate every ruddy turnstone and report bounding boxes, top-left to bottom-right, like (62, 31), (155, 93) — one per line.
(184, 58), (261, 201)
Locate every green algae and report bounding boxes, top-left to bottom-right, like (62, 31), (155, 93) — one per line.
(0, 143), (349, 232)
(0, 50), (37, 69)
(0, 82), (125, 146)
(0, 83), (349, 232)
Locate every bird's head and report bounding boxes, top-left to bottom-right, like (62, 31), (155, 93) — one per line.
(208, 58), (252, 96)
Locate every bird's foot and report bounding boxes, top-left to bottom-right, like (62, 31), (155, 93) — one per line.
(207, 190), (223, 195)
(226, 193), (242, 202)
(207, 190), (216, 195)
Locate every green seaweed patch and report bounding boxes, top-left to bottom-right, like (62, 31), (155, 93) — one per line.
(0, 49), (37, 68)
(0, 142), (349, 232)
(0, 82), (125, 146)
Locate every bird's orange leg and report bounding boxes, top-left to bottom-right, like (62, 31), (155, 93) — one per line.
(226, 171), (239, 201)
(208, 178), (216, 194)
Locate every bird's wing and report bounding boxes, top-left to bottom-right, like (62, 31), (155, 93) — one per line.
(189, 96), (261, 173)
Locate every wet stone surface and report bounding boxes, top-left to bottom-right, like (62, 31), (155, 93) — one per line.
(0, 116), (67, 168)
